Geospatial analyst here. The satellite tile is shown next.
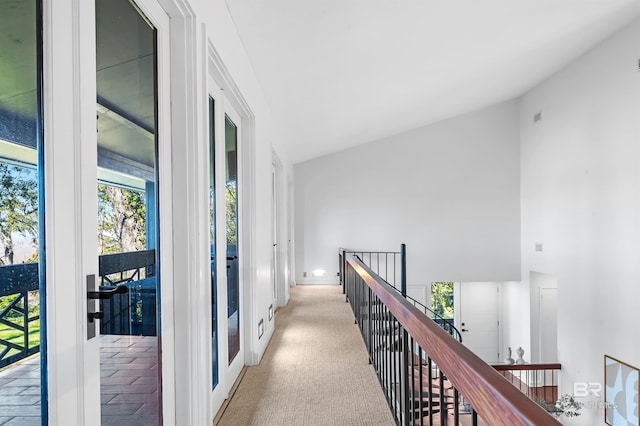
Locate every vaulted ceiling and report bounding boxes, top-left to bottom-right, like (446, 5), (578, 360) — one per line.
(225, 0), (640, 163)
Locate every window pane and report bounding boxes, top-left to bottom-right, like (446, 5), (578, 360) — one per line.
(0, 0), (46, 422)
(96, 0), (162, 423)
(225, 115), (240, 364)
(209, 97), (218, 389)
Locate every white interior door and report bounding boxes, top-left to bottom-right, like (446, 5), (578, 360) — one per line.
(458, 282), (499, 363)
(539, 288), (558, 362)
(272, 162), (278, 303)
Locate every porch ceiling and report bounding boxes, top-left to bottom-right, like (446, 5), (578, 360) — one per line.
(0, 0), (155, 170)
(225, 0), (640, 163)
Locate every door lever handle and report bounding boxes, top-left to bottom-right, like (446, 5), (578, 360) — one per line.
(88, 311), (105, 322)
(461, 328), (469, 332)
(88, 285), (128, 300)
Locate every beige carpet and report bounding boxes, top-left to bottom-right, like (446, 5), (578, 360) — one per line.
(216, 285), (395, 426)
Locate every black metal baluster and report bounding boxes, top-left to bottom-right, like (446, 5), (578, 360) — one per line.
(454, 388), (459, 425)
(354, 270), (358, 325)
(409, 337), (415, 425)
(22, 291), (29, 357)
(386, 306), (392, 408)
(428, 357), (434, 426)
(392, 315), (397, 420)
(368, 287), (372, 364)
(439, 369), (446, 426)
(401, 324), (408, 426)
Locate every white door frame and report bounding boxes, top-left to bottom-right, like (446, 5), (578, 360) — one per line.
(207, 40), (259, 379)
(44, 0), (100, 423)
(222, 101), (245, 389)
(207, 75), (226, 419)
(136, 1), (175, 423)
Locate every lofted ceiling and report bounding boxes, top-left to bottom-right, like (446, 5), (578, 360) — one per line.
(225, 0), (640, 164)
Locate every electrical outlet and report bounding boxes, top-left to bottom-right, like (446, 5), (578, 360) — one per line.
(258, 319), (264, 339)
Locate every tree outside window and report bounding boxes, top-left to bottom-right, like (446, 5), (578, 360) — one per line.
(431, 281), (454, 319)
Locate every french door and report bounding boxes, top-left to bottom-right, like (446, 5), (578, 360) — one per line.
(43, 0), (172, 424)
(208, 77), (245, 405)
(93, 0), (169, 424)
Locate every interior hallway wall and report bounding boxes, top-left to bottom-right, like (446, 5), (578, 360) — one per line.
(294, 100), (521, 287)
(520, 17), (640, 425)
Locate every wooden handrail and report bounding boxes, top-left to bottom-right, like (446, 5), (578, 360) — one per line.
(493, 363), (562, 371)
(346, 254), (560, 426)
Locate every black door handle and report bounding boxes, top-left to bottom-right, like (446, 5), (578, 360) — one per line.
(88, 285), (128, 300)
(88, 311), (105, 322)
(461, 328), (469, 332)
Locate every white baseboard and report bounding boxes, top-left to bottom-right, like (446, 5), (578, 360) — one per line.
(296, 279), (340, 285)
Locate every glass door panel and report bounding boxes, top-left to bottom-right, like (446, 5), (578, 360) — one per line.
(0, 0), (46, 423)
(96, 0), (161, 423)
(225, 115), (240, 364)
(209, 97), (218, 389)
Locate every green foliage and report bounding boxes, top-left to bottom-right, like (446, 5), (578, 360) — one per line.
(98, 184), (146, 254)
(226, 182), (237, 244)
(431, 282), (454, 318)
(0, 318), (40, 357)
(210, 187), (216, 242)
(0, 292), (41, 358)
(0, 163), (39, 265)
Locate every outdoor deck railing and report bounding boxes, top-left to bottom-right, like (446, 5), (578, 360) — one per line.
(99, 249), (156, 336)
(0, 249), (157, 369)
(344, 250), (560, 425)
(0, 263), (40, 368)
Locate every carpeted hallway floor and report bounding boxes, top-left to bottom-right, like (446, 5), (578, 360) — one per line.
(216, 285), (395, 426)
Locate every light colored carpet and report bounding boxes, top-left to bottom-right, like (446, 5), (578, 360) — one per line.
(216, 285), (395, 426)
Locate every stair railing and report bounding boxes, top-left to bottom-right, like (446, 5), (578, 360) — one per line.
(492, 363), (562, 412)
(344, 251), (560, 425)
(339, 247), (462, 342)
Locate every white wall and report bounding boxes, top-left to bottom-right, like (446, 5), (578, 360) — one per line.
(520, 17), (640, 425)
(294, 100), (521, 287)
